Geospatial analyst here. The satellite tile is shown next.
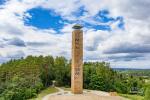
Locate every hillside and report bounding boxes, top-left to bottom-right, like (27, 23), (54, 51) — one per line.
(0, 56), (149, 100)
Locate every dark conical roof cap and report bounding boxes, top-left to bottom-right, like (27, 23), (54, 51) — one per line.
(72, 24), (83, 29)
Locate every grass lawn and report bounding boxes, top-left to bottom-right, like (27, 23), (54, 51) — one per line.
(29, 87), (59, 100)
(119, 94), (144, 100)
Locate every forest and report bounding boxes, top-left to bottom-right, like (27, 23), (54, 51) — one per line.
(0, 55), (150, 100)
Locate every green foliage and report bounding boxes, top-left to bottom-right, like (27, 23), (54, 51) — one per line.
(114, 80), (128, 94)
(54, 57), (71, 86)
(40, 56), (55, 87)
(0, 55), (56, 100)
(83, 62), (144, 94)
(144, 86), (150, 100)
(0, 55), (146, 100)
(84, 62), (116, 92)
(89, 74), (106, 91)
(0, 55), (71, 100)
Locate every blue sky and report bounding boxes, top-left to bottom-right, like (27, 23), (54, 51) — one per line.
(0, 0), (5, 5)
(0, 0), (150, 69)
(24, 7), (67, 31)
(24, 7), (124, 31)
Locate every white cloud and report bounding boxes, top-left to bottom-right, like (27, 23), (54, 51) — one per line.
(0, 0), (150, 68)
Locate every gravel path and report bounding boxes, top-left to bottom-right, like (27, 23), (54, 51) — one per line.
(42, 87), (128, 100)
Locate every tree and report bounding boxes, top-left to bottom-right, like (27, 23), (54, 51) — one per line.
(40, 56), (55, 87)
(54, 56), (70, 86)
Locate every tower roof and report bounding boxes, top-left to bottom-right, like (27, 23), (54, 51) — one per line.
(72, 24), (83, 29)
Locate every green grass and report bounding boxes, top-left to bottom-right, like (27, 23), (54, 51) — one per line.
(29, 87), (59, 100)
(119, 94), (144, 100)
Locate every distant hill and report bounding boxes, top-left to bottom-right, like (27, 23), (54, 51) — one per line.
(113, 68), (150, 71)
(113, 68), (150, 77)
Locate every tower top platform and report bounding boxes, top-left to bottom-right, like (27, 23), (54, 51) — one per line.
(72, 24), (83, 29)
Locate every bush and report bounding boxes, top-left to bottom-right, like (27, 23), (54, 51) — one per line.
(24, 88), (37, 99)
(89, 75), (106, 91)
(114, 81), (128, 94)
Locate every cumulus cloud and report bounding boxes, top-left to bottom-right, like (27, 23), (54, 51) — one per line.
(104, 43), (150, 54)
(0, 50), (25, 63)
(107, 53), (145, 62)
(0, 56), (9, 64)
(0, 23), (24, 35)
(6, 50), (25, 58)
(27, 41), (51, 47)
(6, 37), (26, 47)
(85, 29), (110, 51)
(0, 0), (150, 69)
